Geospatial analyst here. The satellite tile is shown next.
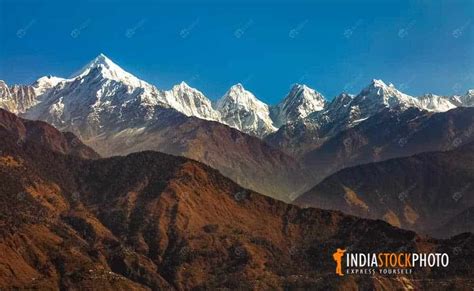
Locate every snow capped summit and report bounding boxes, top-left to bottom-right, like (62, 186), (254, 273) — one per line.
(417, 93), (457, 112)
(331, 79), (420, 126)
(164, 81), (219, 121)
(216, 84), (276, 137)
(458, 90), (474, 107)
(219, 83), (257, 105)
(24, 54), (167, 137)
(301, 80), (422, 136)
(3, 52), (473, 142)
(23, 54), (226, 137)
(356, 79), (419, 110)
(71, 53), (150, 88)
(272, 84), (326, 126)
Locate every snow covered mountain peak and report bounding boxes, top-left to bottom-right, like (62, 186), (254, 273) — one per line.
(417, 93), (457, 112)
(357, 79), (419, 109)
(370, 79), (388, 87)
(175, 81), (192, 89)
(272, 83), (326, 126)
(286, 83), (325, 108)
(458, 89), (474, 107)
(170, 81), (198, 94)
(303, 80), (421, 135)
(226, 83), (250, 97)
(71, 53), (149, 88)
(218, 84), (266, 109)
(216, 84), (276, 137)
(165, 81), (219, 121)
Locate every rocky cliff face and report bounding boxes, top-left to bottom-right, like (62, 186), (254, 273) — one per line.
(0, 81), (37, 114)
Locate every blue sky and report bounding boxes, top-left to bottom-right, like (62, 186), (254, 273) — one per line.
(0, 0), (473, 103)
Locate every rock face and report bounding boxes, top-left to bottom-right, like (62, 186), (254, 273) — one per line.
(295, 141), (474, 238)
(1, 115), (473, 290)
(0, 76), (64, 114)
(0, 81), (37, 114)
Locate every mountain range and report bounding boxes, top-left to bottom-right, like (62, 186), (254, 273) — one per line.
(1, 53), (474, 203)
(1, 108), (473, 289)
(1, 54), (473, 138)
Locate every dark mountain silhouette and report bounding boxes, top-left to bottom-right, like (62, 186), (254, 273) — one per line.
(0, 110), (473, 289)
(0, 108), (99, 159)
(86, 107), (311, 202)
(295, 142), (474, 238)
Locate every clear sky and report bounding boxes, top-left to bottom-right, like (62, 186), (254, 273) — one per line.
(0, 0), (473, 103)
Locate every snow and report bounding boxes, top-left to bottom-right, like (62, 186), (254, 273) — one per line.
(2, 53), (473, 140)
(164, 81), (220, 121)
(350, 116), (369, 125)
(71, 53), (150, 89)
(417, 93), (457, 112)
(216, 83), (277, 137)
(272, 84), (326, 126)
(459, 90), (474, 107)
(32, 75), (65, 96)
(23, 54), (223, 137)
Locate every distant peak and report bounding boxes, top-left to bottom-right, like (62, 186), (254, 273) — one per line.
(218, 83), (264, 107)
(86, 53), (114, 69)
(70, 53), (148, 88)
(287, 83), (324, 100)
(370, 79), (388, 87)
(291, 83), (318, 92)
(172, 81), (202, 93)
(290, 83), (311, 91)
(230, 83), (245, 90)
(363, 79), (401, 94)
(71, 53), (118, 78)
(177, 81), (191, 88)
(93, 53), (111, 62)
(226, 83), (249, 96)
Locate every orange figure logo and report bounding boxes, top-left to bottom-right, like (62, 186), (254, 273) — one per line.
(333, 248), (346, 276)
